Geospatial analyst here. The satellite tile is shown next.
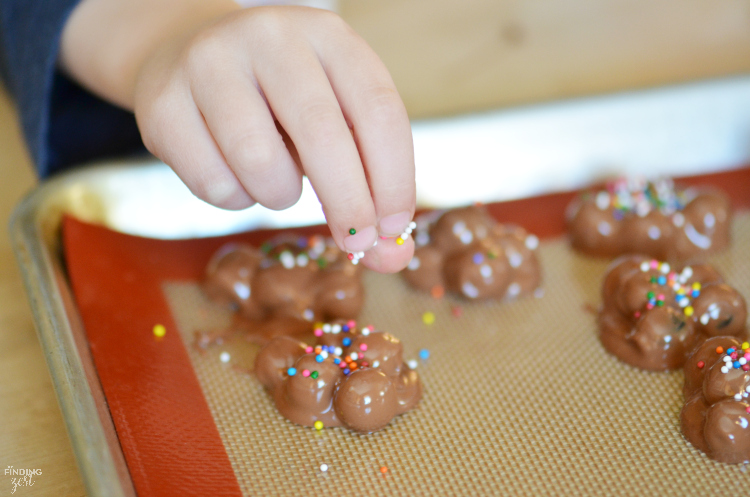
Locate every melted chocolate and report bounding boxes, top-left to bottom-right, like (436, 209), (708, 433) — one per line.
(598, 256), (747, 371)
(403, 206), (541, 300)
(203, 235), (364, 343)
(681, 337), (750, 463)
(567, 178), (731, 261)
(254, 321), (422, 434)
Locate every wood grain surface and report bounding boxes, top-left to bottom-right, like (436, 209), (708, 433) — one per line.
(0, 87), (86, 496)
(341, 0), (750, 118)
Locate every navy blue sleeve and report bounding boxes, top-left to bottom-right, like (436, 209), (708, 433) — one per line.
(0, 1), (146, 178)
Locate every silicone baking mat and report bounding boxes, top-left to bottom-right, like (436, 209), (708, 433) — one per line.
(63, 169), (750, 496)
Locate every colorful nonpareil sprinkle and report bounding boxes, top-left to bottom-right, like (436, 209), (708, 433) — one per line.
(219, 352), (230, 363)
(419, 349), (430, 360)
(380, 466), (388, 475)
(264, 235), (331, 269)
(719, 342), (750, 374)
(597, 177), (686, 217)
(320, 464), (329, 472)
(292, 321), (382, 377)
(347, 251), (365, 265)
(395, 221), (417, 246)
(431, 285), (445, 299)
(349, 228), (357, 235)
(422, 312), (435, 325)
(153, 324), (166, 338)
(638, 260), (700, 319)
(314, 421), (324, 431)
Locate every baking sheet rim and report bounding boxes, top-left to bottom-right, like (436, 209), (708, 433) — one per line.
(9, 165), (137, 497)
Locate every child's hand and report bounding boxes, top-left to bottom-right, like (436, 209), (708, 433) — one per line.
(61, 2), (415, 272)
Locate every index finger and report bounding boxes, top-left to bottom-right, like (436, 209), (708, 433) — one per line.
(253, 35), (380, 256)
(314, 24), (416, 240)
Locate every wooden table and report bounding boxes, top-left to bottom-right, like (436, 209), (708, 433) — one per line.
(0, 87), (86, 495)
(1, 2), (749, 495)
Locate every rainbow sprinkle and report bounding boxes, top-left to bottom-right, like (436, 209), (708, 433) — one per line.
(153, 324), (166, 338)
(638, 260), (699, 318)
(719, 342), (750, 376)
(292, 321), (378, 377)
(596, 177), (687, 218)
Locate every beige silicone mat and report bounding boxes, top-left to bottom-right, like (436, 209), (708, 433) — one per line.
(164, 213), (750, 496)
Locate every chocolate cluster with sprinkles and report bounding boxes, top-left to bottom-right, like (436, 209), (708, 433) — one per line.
(567, 176), (731, 261)
(254, 320), (422, 434)
(598, 255), (747, 371)
(403, 205), (541, 301)
(202, 234), (364, 344)
(681, 336), (750, 464)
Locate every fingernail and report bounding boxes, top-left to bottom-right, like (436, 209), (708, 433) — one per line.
(379, 211), (411, 237)
(343, 225), (377, 253)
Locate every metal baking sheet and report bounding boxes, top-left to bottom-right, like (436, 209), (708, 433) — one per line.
(10, 160), (750, 496)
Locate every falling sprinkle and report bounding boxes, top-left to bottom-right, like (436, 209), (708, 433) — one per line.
(451, 305), (463, 318)
(219, 352), (230, 363)
(422, 312), (436, 325)
(419, 349), (430, 360)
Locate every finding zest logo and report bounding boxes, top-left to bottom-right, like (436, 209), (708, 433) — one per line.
(4, 467), (42, 494)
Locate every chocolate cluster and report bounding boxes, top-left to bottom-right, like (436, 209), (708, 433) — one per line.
(254, 321), (422, 434)
(598, 256), (747, 371)
(681, 337), (750, 463)
(403, 206), (541, 300)
(203, 235), (364, 342)
(567, 177), (730, 260)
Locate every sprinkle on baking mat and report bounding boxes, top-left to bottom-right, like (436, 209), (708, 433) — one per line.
(422, 312), (435, 325)
(451, 305), (463, 318)
(320, 463), (329, 473)
(153, 324), (166, 338)
(380, 466), (388, 475)
(219, 352), (230, 363)
(419, 349), (430, 360)
(314, 421), (324, 431)
(430, 285), (445, 299)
